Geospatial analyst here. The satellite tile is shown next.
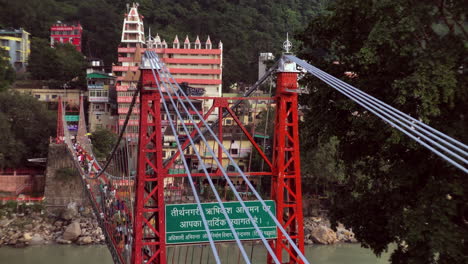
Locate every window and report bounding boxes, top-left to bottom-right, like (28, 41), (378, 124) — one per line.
(34, 94), (40, 99)
(226, 119), (232, 125)
(52, 95), (57, 99)
(230, 149), (238, 155)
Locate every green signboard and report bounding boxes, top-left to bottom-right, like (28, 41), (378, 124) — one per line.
(65, 115), (79, 122)
(165, 200), (277, 244)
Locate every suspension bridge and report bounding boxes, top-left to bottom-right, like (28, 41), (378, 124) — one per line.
(54, 45), (467, 264)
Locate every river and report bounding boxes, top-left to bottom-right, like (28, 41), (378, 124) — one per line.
(0, 243), (392, 263)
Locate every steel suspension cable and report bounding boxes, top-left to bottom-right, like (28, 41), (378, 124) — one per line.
(286, 55), (468, 173)
(84, 88), (140, 179)
(148, 52), (309, 264)
(290, 55), (468, 159)
(146, 56), (222, 264)
(146, 53), (265, 264)
(164, 60), (280, 166)
(312, 71), (468, 163)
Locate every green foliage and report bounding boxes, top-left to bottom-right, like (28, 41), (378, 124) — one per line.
(0, 91), (56, 168)
(90, 128), (117, 159)
(301, 136), (345, 196)
(0, 0), (330, 87)
(0, 49), (15, 92)
(55, 167), (77, 181)
(28, 38), (86, 87)
(297, 1), (467, 263)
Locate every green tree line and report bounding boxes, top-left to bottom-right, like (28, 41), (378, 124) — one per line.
(0, 0), (330, 88)
(297, 0), (467, 263)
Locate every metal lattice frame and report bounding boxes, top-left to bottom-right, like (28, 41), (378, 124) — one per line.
(269, 70), (305, 264)
(132, 69), (166, 263)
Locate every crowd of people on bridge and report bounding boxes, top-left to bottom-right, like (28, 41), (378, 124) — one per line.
(70, 139), (133, 260)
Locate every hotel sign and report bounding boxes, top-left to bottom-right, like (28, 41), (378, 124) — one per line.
(165, 200), (277, 244)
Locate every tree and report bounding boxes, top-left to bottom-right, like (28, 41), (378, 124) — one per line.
(28, 37), (60, 80)
(0, 49), (15, 92)
(28, 38), (86, 87)
(297, 1), (467, 263)
(0, 91), (55, 168)
(90, 128), (117, 159)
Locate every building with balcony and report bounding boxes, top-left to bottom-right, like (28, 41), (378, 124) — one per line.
(113, 3), (223, 139)
(50, 22), (83, 52)
(0, 28), (30, 71)
(87, 72), (117, 132)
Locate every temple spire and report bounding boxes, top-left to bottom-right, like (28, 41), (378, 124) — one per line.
(205, 36), (212, 49)
(184, 35), (190, 49)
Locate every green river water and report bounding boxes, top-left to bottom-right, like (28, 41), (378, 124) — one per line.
(0, 243), (392, 264)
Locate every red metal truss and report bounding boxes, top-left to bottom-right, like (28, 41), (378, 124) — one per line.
(133, 68), (166, 264)
(269, 69), (305, 264)
(164, 97), (273, 175)
(56, 96), (64, 143)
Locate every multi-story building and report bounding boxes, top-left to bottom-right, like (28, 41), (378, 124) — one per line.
(14, 81), (81, 108)
(50, 22), (83, 52)
(113, 3), (223, 138)
(0, 28), (30, 71)
(87, 72), (117, 132)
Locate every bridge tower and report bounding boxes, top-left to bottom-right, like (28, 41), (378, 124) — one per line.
(132, 59), (166, 264)
(269, 54), (305, 263)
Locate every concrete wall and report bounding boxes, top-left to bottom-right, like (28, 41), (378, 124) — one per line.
(44, 143), (89, 207)
(0, 173), (44, 195)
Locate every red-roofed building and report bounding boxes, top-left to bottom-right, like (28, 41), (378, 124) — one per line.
(50, 22), (83, 52)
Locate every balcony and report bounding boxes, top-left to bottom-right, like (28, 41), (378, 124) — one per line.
(112, 66), (139, 72)
(87, 84), (109, 89)
(89, 96), (109, 103)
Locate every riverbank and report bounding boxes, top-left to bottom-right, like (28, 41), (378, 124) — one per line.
(0, 244), (392, 264)
(0, 201), (356, 248)
(0, 202), (105, 247)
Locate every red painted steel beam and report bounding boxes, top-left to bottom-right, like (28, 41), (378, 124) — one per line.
(225, 106), (273, 169)
(166, 172), (273, 177)
(268, 60), (305, 264)
(132, 68), (166, 264)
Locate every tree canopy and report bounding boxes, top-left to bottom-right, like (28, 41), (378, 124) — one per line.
(0, 49), (15, 92)
(0, 0), (330, 87)
(297, 0), (467, 263)
(90, 128), (118, 160)
(28, 38), (87, 87)
(0, 91), (56, 168)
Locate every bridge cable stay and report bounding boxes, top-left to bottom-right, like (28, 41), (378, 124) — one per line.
(286, 55), (468, 173)
(146, 54), (261, 264)
(81, 88), (140, 180)
(149, 51), (305, 263)
(60, 100), (127, 264)
(163, 60), (280, 167)
(147, 51), (310, 264)
(149, 52), (299, 263)
(288, 55), (468, 160)
(145, 64), (223, 264)
(147, 52), (281, 263)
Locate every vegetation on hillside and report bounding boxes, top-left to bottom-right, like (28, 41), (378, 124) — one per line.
(0, 0), (330, 88)
(0, 92), (56, 168)
(90, 128), (118, 159)
(28, 39), (87, 88)
(0, 49), (15, 92)
(297, 0), (467, 263)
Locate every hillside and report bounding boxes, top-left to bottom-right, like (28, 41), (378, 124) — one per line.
(0, 0), (330, 88)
